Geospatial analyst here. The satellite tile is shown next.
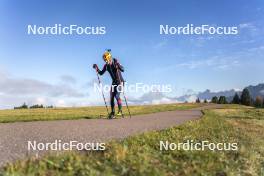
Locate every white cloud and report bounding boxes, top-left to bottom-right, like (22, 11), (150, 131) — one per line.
(184, 95), (197, 102)
(0, 72), (84, 97)
(152, 97), (176, 105)
(190, 36), (216, 47)
(174, 57), (239, 70)
(239, 23), (257, 30)
(234, 88), (242, 92)
(35, 97), (46, 104)
(56, 99), (66, 107)
(60, 75), (77, 84)
(153, 40), (168, 49)
(247, 45), (264, 52)
(239, 22), (261, 37)
(0, 70), (88, 109)
(127, 91), (197, 105)
(85, 78), (98, 87)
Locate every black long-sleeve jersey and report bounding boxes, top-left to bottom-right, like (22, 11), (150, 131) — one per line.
(98, 59), (124, 85)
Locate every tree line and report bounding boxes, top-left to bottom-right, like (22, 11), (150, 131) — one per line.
(14, 103), (54, 109)
(196, 88), (264, 108)
(231, 88), (264, 108)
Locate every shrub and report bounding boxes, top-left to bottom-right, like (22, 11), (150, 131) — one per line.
(254, 96), (263, 108)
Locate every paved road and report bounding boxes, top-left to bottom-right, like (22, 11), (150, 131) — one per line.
(0, 105), (221, 166)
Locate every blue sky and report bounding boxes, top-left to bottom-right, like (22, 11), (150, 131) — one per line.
(0, 0), (264, 107)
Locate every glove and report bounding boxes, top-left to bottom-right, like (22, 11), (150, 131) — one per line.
(93, 64), (97, 69)
(93, 64), (98, 71)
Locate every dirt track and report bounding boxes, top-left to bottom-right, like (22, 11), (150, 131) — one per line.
(0, 104), (221, 166)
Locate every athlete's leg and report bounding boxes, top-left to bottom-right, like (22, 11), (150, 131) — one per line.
(115, 85), (122, 113)
(110, 86), (115, 114)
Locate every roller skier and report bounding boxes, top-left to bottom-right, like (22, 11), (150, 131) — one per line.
(93, 50), (126, 119)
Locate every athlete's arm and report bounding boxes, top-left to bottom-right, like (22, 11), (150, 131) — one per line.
(114, 58), (124, 72)
(98, 64), (107, 75)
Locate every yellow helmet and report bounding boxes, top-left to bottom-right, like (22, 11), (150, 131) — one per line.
(102, 50), (112, 63)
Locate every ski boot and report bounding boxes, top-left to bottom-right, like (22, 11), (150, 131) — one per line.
(108, 112), (115, 119)
(116, 110), (124, 118)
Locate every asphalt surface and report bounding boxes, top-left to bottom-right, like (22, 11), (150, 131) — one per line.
(0, 105), (221, 167)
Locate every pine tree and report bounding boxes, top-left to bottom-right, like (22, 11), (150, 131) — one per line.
(218, 96), (227, 104)
(232, 93), (240, 104)
(21, 102), (28, 109)
(241, 88), (251, 106)
(196, 98), (201, 103)
(211, 96), (218, 103)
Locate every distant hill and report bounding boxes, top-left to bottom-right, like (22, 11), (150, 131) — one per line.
(244, 83), (264, 99)
(129, 83), (264, 104)
(197, 83), (264, 101)
(197, 89), (237, 100)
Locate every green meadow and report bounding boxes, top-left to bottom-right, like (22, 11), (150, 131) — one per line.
(0, 103), (202, 123)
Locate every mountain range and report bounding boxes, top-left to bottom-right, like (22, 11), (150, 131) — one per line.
(197, 83), (264, 101)
(130, 83), (264, 104)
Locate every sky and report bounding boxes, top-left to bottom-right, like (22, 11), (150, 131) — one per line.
(0, 0), (264, 108)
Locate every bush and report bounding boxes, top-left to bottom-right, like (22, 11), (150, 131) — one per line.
(196, 98), (201, 103)
(254, 96), (263, 108)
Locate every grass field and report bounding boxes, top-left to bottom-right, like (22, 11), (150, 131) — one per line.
(1, 105), (263, 175)
(0, 103), (203, 123)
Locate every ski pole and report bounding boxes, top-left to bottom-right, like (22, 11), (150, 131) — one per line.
(115, 62), (132, 118)
(95, 71), (110, 117)
(122, 85), (132, 118)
